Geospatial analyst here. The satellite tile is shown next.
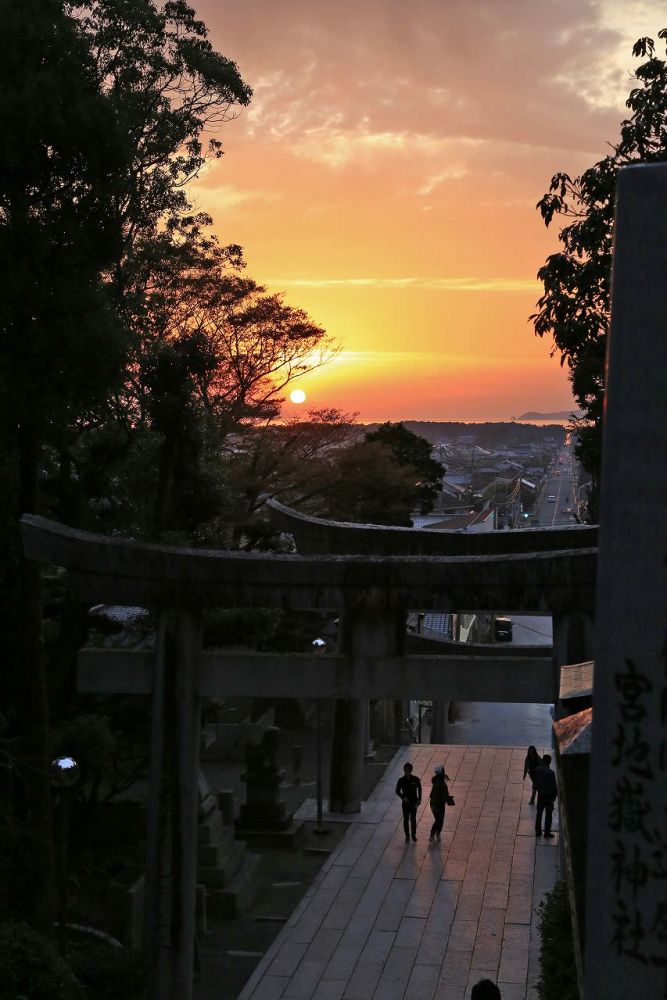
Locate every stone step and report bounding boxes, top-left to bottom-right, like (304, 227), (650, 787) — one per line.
(233, 820), (306, 850)
(206, 853), (263, 919)
(197, 838), (247, 888)
(198, 809), (225, 846)
(197, 827), (240, 868)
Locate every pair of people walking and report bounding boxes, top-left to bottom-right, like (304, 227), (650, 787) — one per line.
(523, 746), (558, 838)
(395, 761), (454, 843)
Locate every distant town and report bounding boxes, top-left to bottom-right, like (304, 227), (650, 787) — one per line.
(356, 420), (579, 531)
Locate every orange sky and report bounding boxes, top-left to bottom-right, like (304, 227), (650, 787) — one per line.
(192, 0), (664, 421)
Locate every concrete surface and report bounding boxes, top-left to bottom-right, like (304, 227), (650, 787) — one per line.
(236, 743), (559, 1000)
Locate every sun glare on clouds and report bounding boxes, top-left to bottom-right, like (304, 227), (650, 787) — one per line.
(194, 0), (666, 419)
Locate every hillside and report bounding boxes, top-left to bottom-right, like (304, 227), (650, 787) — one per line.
(360, 421), (566, 448)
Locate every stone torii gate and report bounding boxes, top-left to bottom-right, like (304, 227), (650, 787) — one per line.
(21, 514), (596, 1000)
(18, 159), (667, 1000)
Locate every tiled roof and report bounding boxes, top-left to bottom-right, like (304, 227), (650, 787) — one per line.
(553, 707), (592, 755)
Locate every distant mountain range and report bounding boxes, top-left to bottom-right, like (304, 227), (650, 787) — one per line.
(359, 420), (568, 447)
(516, 410), (580, 420)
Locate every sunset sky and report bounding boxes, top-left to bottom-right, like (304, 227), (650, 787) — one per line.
(193, 0), (664, 421)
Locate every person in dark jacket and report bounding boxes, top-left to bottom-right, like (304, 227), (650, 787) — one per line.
(428, 765), (451, 842)
(471, 979), (501, 999)
(523, 745), (540, 805)
(395, 761), (422, 842)
(533, 753), (558, 838)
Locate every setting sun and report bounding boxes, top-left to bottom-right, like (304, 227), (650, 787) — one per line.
(290, 388), (307, 404)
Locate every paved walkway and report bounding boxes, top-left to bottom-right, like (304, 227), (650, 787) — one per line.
(238, 744), (559, 1000)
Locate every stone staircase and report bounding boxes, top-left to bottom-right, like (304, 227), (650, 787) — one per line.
(197, 776), (263, 919)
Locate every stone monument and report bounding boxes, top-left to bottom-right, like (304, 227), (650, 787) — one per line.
(235, 727), (304, 847)
(584, 163), (667, 998)
(196, 773), (262, 918)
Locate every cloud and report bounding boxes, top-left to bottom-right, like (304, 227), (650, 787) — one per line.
(306, 350), (562, 379)
(201, 0), (661, 164)
(264, 276), (540, 293)
(418, 167), (468, 195)
(190, 181), (282, 209)
(197, 0), (667, 227)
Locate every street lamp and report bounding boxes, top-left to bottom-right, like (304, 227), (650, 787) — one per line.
(51, 756), (79, 936)
(311, 638), (329, 835)
(51, 756), (79, 787)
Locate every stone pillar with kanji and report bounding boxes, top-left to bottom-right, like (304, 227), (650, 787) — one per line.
(584, 163), (667, 998)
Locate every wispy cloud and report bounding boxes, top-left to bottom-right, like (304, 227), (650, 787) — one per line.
(311, 350), (553, 372)
(191, 181), (282, 209)
(265, 276), (540, 292)
(418, 167), (468, 195)
(291, 127), (488, 170)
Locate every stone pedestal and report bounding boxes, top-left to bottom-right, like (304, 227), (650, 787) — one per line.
(234, 726), (304, 847)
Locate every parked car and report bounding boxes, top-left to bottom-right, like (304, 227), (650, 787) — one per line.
(494, 616), (513, 641)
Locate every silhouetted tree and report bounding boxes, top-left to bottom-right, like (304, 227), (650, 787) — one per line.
(0, 0), (130, 929)
(0, 0), (253, 926)
(140, 273), (335, 536)
(532, 29), (667, 519)
(53, 0), (253, 529)
(364, 422), (445, 514)
(322, 440), (424, 526)
(227, 408), (356, 525)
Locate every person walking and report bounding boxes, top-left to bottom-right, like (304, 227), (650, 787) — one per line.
(395, 761), (422, 842)
(523, 745), (540, 805)
(533, 753), (558, 838)
(428, 765), (452, 842)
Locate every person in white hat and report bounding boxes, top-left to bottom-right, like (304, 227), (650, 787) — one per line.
(429, 765), (453, 842)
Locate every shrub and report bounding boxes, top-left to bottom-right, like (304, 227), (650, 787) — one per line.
(65, 935), (149, 1000)
(537, 880), (579, 1000)
(0, 921), (85, 1000)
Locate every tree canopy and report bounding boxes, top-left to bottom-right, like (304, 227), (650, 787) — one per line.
(532, 29), (667, 517)
(0, 0), (338, 934)
(364, 422), (445, 515)
(0, 0), (130, 497)
(0, 0), (137, 929)
(323, 439), (424, 526)
(0, 0), (335, 545)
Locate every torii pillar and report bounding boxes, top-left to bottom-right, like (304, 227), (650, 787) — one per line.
(144, 609), (202, 1000)
(329, 592), (405, 813)
(584, 163), (667, 996)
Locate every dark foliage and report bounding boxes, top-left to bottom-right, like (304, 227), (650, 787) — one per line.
(0, 921), (85, 1000)
(537, 881), (579, 1000)
(364, 422), (445, 514)
(394, 420), (566, 448)
(64, 934), (149, 1000)
(532, 29), (667, 518)
(323, 439), (421, 526)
